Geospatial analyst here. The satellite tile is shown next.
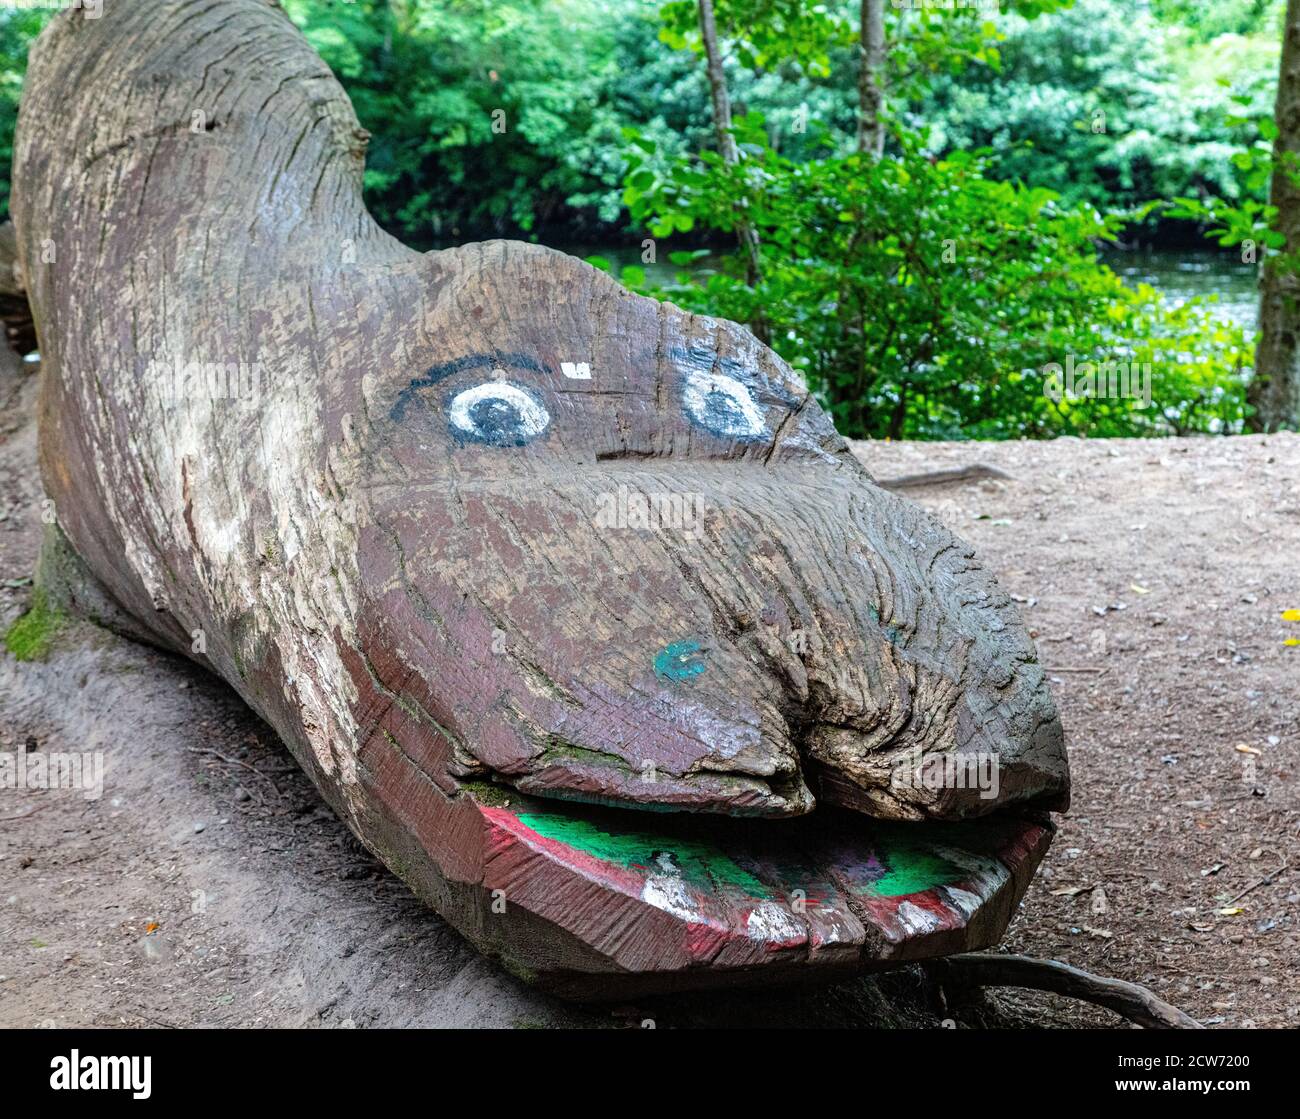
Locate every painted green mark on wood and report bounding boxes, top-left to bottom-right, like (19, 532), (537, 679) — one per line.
(866, 603), (902, 646)
(864, 844), (959, 898)
(517, 811), (771, 898)
(653, 639), (707, 683)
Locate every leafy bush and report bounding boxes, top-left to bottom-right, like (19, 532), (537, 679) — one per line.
(617, 120), (1250, 439)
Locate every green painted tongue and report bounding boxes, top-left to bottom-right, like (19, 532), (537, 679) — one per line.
(515, 810), (775, 896)
(490, 792), (1027, 905)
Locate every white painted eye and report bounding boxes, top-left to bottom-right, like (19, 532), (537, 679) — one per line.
(682, 372), (768, 439)
(447, 382), (550, 446)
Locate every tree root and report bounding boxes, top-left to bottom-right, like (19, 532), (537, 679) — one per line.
(924, 953), (1204, 1029)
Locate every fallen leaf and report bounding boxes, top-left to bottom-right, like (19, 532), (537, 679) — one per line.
(1281, 609), (1300, 623)
(1218, 907), (1245, 917)
(144, 922), (160, 935)
(1235, 744), (1262, 756)
(1130, 584), (1151, 595)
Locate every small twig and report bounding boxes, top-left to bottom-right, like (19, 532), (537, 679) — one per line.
(876, 464), (1013, 490)
(1045, 666), (1106, 674)
(0, 802), (54, 822)
(1228, 860), (1290, 905)
(926, 952), (1203, 1029)
(187, 746), (282, 798)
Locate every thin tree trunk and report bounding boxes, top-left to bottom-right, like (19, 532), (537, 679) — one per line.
(857, 0), (886, 158)
(698, 0), (738, 165)
(1250, 0), (1300, 431)
(696, 0), (767, 342)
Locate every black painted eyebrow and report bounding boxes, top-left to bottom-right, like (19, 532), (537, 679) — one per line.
(673, 347), (751, 377)
(390, 352), (550, 421)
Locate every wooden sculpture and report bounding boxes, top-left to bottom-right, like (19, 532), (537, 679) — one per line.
(11, 0), (1068, 996)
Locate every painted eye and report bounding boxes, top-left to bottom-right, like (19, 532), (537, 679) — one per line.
(447, 382), (550, 446)
(682, 372), (768, 440)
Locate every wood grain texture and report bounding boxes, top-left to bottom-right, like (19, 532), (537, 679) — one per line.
(12, 0), (1068, 992)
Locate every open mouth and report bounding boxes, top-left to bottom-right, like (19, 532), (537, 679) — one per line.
(356, 761), (1053, 998)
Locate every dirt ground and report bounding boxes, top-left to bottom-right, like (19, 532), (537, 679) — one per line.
(2, 361), (1297, 1028)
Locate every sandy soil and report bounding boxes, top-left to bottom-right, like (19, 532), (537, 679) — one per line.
(2, 362), (1297, 1028)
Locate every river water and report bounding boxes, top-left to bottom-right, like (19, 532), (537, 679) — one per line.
(1102, 249), (1258, 330)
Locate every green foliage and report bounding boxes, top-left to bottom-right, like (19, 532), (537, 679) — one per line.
(657, 0), (855, 77)
(0, 0), (1261, 442)
(1151, 0), (1281, 42)
(281, 0), (642, 242)
(0, 0), (1284, 248)
(621, 121), (1249, 438)
(1164, 101), (1300, 266)
(0, 8), (53, 221)
(884, 0), (1071, 97)
(913, 0), (1279, 216)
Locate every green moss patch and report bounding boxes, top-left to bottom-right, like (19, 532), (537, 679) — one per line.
(4, 588), (67, 662)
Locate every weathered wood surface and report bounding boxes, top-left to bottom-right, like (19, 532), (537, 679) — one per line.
(12, 0), (1068, 993)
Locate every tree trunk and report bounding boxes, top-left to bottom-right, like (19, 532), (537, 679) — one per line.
(857, 0), (887, 158)
(12, 0), (1067, 996)
(696, 0), (766, 340)
(1250, 0), (1300, 431)
(698, 0), (738, 166)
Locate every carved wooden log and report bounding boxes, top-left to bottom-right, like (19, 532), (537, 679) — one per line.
(12, 0), (1069, 995)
